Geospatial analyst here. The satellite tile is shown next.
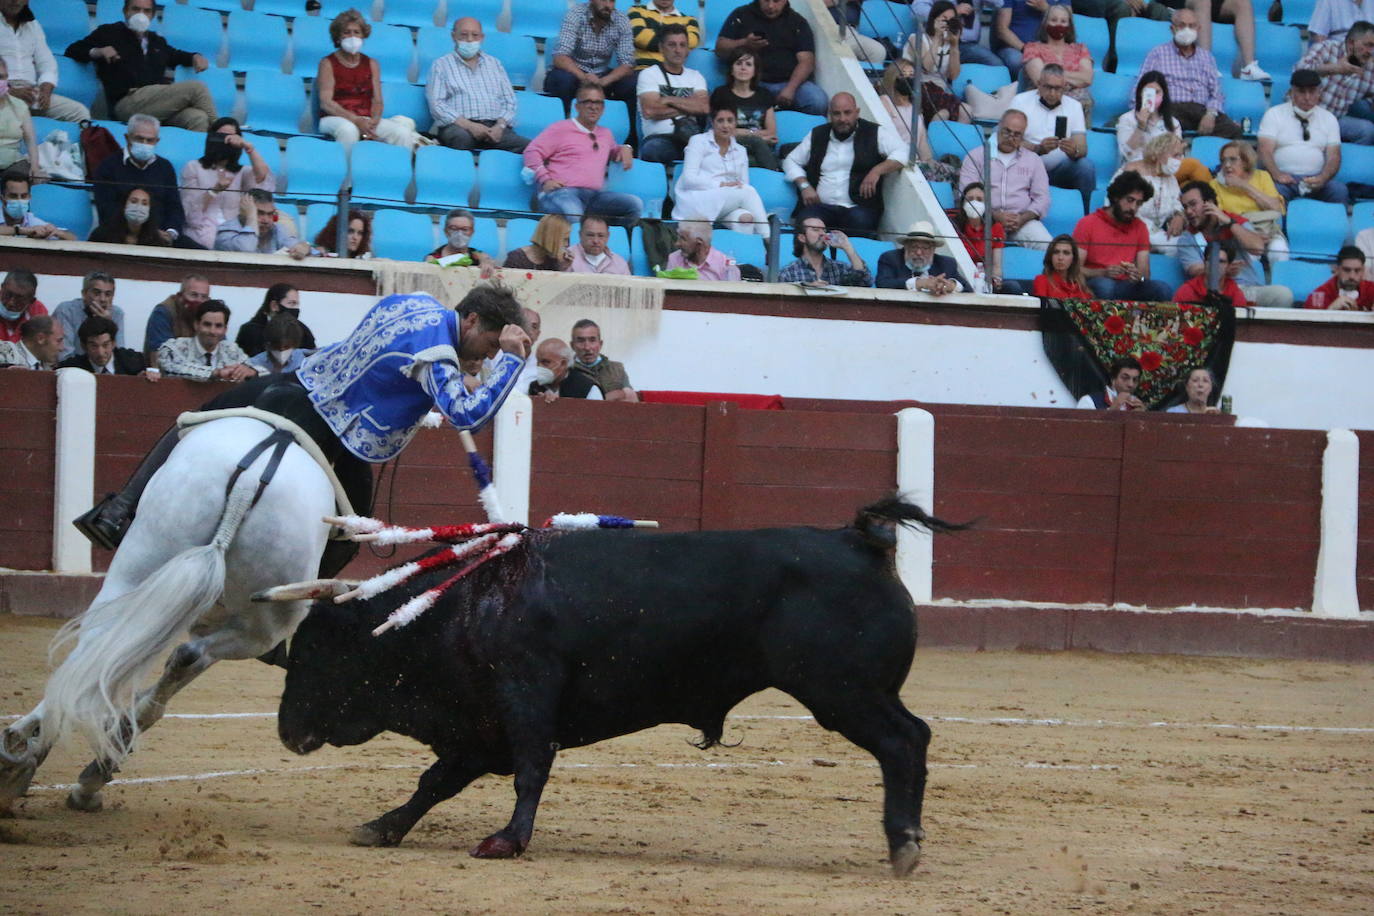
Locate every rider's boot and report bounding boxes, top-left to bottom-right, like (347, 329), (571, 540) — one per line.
(72, 429), (180, 550)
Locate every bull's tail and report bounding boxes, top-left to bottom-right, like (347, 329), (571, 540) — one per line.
(853, 494), (969, 549)
(41, 486), (256, 766)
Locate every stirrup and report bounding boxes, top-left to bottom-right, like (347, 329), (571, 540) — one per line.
(71, 493), (130, 552)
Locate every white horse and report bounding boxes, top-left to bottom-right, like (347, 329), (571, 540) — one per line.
(0, 416), (336, 814)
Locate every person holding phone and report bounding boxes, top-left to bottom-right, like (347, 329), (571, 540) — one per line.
(901, 1), (972, 125)
(714, 0), (826, 115)
(1116, 71), (1183, 164)
(1008, 63), (1095, 209)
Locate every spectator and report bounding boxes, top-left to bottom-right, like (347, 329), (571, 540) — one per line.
(427, 17), (530, 154)
(57, 315), (149, 376)
(0, 267), (45, 341)
(673, 105), (770, 236)
(156, 299), (256, 382)
(715, 0), (825, 115)
(1076, 355), (1145, 410)
(93, 113), (190, 246)
(570, 318), (638, 401)
(546, 0), (639, 105)
(1201, 0), (1269, 81)
(0, 173), (73, 239)
(629, 0), (701, 69)
(88, 184), (172, 247)
(530, 337), (603, 401)
(1134, 9), (1242, 138)
(710, 49), (780, 169)
(912, 0), (1006, 68)
(876, 219), (970, 294)
(1166, 366), (1220, 413)
(1032, 232), (1093, 297)
(0, 313), (59, 368)
(246, 314), (312, 376)
(52, 271), (123, 359)
(0, 0), (90, 121)
(1010, 63), (1095, 207)
(1257, 69), (1348, 205)
(214, 189), (311, 259)
(504, 214), (574, 271)
(951, 182), (1020, 292)
(1296, 20), (1374, 145)
(993, 0), (1049, 76)
(1117, 70), (1184, 165)
(959, 109), (1052, 247)
(426, 208), (494, 267)
(821, 0), (889, 64)
(784, 92), (904, 235)
(1120, 132), (1187, 254)
(1071, 170), (1170, 301)
(1357, 225), (1374, 279)
(525, 85), (642, 225)
(1309, 0), (1369, 42)
(1177, 180), (1293, 307)
(1214, 138), (1289, 261)
(878, 61), (960, 184)
(902, 2), (972, 125)
(1021, 4), (1095, 122)
(1173, 238), (1249, 309)
(666, 219), (743, 280)
(64, 0), (214, 130)
(1303, 244), (1374, 309)
(143, 273), (210, 362)
(180, 117), (276, 250)
(570, 215), (633, 274)
(636, 23), (710, 164)
(0, 57), (42, 178)
(236, 283), (316, 357)
(778, 215), (873, 286)
(317, 9), (412, 151)
(312, 208), (373, 259)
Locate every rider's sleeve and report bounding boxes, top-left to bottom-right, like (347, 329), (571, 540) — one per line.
(417, 350), (525, 432)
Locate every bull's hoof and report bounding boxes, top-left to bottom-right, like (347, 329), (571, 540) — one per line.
(65, 790), (103, 813)
(349, 821), (401, 847)
(890, 840), (922, 877)
(470, 833), (524, 859)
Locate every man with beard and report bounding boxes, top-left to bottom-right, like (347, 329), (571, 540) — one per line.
(783, 91), (904, 235)
(546, 0), (638, 105)
(875, 220), (969, 294)
(778, 215), (872, 287)
(1176, 181), (1293, 308)
(1303, 246), (1374, 309)
(1071, 171), (1170, 301)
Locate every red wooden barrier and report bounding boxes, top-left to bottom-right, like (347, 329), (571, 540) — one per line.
(1357, 431), (1374, 612)
(0, 371), (56, 571)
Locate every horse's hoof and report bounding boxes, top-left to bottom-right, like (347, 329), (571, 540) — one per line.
(470, 834), (523, 859)
(65, 790), (103, 813)
(0, 759), (37, 814)
(890, 840), (922, 877)
(349, 822), (400, 847)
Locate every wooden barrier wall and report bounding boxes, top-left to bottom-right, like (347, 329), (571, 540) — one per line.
(1358, 431), (1374, 612)
(0, 371), (56, 571)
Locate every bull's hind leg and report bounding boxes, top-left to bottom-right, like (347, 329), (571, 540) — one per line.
(351, 757), (486, 847)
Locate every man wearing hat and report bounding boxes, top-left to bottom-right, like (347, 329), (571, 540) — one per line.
(1257, 69), (1349, 204)
(876, 221), (970, 294)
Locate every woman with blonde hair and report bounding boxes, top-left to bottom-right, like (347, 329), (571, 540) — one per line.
(317, 8), (411, 150)
(1211, 139), (1288, 261)
(1121, 132), (1187, 254)
(504, 214), (573, 271)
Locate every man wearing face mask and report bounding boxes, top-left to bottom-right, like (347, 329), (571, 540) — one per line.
(876, 220), (969, 294)
(569, 216), (633, 274)
(427, 17), (530, 153)
(246, 315), (313, 376)
(52, 271), (124, 360)
(0, 174), (74, 240)
(64, 0), (215, 131)
(92, 113), (192, 246)
(1257, 69), (1347, 204)
(1134, 8), (1242, 138)
(0, 269), (46, 343)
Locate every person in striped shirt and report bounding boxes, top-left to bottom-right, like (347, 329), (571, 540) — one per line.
(628, 0), (701, 69)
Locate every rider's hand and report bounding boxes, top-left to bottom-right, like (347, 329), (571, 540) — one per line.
(498, 324), (531, 360)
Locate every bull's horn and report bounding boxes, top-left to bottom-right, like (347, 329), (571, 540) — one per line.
(251, 579), (358, 602)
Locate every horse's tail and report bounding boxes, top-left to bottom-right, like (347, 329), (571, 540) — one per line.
(42, 485), (257, 765)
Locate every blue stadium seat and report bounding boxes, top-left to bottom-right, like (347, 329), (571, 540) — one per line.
(318, 0), (370, 20)
(290, 17), (337, 78)
(1148, 253), (1185, 293)
(629, 225), (653, 276)
(510, 1), (572, 39)
(1280, 0), (1317, 27)
(699, 2), (726, 48)
(32, 184), (94, 240)
(56, 58), (102, 111)
(710, 228), (766, 267)
(227, 11), (289, 74)
(503, 216), (540, 255)
(845, 236), (889, 278)
(1271, 259), (1333, 301)
(349, 140), (413, 206)
(243, 133), (283, 179)
(952, 63), (1013, 98)
(245, 70), (309, 135)
(157, 126), (207, 171)
(414, 146), (477, 209)
(1286, 199), (1350, 260)
(1089, 186), (1104, 212)
(1113, 19), (1170, 77)
(1188, 135), (1226, 173)
(161, 5), (225, 65)
(774, 110), (826, 145)
(1000, 245), (1044, 283)
(281, 135), (348, 202)
(304, 201), (337, 242)
(687, 49), (726, 89)
(604, 164), (667, 218)
(1084, 131), (1118, 183)
(367, 24), (418, 83)
(1338, 144), (1374, 196)
(1220, 79), (1266, 131)
(470, 216), (502, 259)
(371, 209), (436, 261)
(172, 66), (240, 122)
(1090, 71), (1135, 129)
(455, 0), (506, 31)
(926, 119), (985, 161)
(599, 100), (632, 144)
(749, 167), (794, 217)
(474, 150), (535, 213)
(383, 81), (432, 132)
(1254, 22), (1304, 77)
(1353, 201), (1374, 231)
(1044, 186), (1087, 238)
(857, 1), (914, 45)
(191, 0), (246, 13)
(930, 180), (954, 209)
(415, 26), (451, 82)
(1076, 16), (1109, 64)
(29, 0), (89, 50)
(252, 0), (305, 17)
(380, 0), (440, 29)
(93, 0), (122, 25)
(1209, 23), (1237, 78)
(515, 91), (570, 137)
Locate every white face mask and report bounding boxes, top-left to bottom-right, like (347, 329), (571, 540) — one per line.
(124, 203), (150, 224)
(340, 36), (364, 54)
(447, 229), (471, 249)
(962, 199), (985, 220)
(583, 251), (608, 267)
(1173, 27), (1198, 47)
(1162, 157), (1182, 175)
(269, 348), (294, 363)
(126, 12), (151, 33)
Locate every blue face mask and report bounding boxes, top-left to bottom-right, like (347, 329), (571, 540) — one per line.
(4, 198), (28, 220)
(129, 141), (157, 163)
(456, 41), (481, 59)
(0, 302), (25, 321)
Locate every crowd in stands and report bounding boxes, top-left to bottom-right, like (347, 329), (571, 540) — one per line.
(0, 0), (1366, 309)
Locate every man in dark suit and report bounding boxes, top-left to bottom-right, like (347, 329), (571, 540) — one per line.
(57, 316), (152, 377)
(875, 220), (970, 294)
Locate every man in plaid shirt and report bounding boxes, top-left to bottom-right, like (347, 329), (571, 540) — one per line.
(778, 216), (873, 286)
(546, 0), (638, 106)
(1296, 20), (1374, 145)
(426, 17), (530, 152)
(1134, 8), (1241, 138)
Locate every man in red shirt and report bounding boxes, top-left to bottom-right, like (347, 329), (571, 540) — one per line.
(1174, 239), (1248, 309)
(0, 269), (48, 343)
(1071, 172), (1170, 302)
(1303, 246), (1374, 311)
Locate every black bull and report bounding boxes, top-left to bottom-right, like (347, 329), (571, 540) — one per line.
(277, 496), (963, 875)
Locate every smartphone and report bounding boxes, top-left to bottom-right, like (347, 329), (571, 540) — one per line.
(1054, 116), (1068, 139)
(1141, 87), (1159, 111)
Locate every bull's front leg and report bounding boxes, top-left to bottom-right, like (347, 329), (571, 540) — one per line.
(471, 742), (556, 859)
(351, 756), (484, 847)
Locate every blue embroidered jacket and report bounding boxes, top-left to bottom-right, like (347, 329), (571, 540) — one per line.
(297, 293), (523, 462)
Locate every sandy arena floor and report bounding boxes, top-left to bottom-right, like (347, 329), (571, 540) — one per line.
(1, 613), (1371, 915)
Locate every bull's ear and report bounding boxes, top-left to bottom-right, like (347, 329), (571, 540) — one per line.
(255, 641), (290, 669)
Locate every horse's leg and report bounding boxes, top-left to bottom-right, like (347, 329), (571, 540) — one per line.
(0, 703), (48, 816)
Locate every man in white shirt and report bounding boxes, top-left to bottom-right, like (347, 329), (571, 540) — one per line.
(156, 300), (257, 382)
(1009, 64), (1095, 209)
(569, 216), (633, 274)
(427, 17), (529, 153)
(0, 314), (62, 369)
(1257, 69), (1348, 204)
(783, 91), (905, 235)
(1308, 0), (1371, 42)
(636, 24), (709, 164)
(0, 0), (90, 121)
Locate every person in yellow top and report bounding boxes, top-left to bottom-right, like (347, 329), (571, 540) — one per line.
(629, 0), (701, 69)
(1210, 138), (1289, 261)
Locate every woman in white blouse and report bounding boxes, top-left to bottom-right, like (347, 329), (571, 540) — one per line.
(1119, 133), (1186, 255)
(672, 106), (770, 238)
(1115, 71), (1183, 165)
